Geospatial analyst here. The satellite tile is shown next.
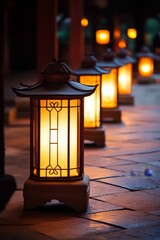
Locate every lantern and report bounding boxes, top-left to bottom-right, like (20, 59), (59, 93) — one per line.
(97, 48), (122, 123)
(127, 28), (137, 39)
(135, 46), (156, 83)
(12, 59), (97, 212)
(81, 18), (88, 27)
(73, 54), (108, 147)
(118, 39), (127, 49)
(116, 48), (136, 105)
(96, 29), (110, 45)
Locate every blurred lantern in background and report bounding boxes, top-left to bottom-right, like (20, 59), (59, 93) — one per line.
(13, 59), (97, 212)
(96, 29), (110, 45)
(97, 48), (122, 123)
(127, 28), (137, 39)
(118, 39), (127, 49)
(81, 18), (88, 27)
(73, 54), (109, 147)
(116, 48), (136, 105)
(135, 46), (157, 83)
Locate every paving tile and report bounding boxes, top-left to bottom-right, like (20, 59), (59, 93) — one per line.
(0, 226), (54, 240)
(30, 217), (119, 240)
(115, 151), (160, 163)
(143, 188), (160, 197)
(81, 198), (124, 215)
(95, 190), (160, 212)
(99, 175), (160, 190)
(106, 162), (160, 181)
(90, 180), (129, 198)
(94, 224), (160, 240)
(84, 209), (160, 229)
(85, 166), (125, 180)
(85, 156), (133, 168)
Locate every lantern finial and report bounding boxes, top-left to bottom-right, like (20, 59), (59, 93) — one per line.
(41, 58), (73, 82)
(103, 48), (115, 61)
(81, 54), (97, 68)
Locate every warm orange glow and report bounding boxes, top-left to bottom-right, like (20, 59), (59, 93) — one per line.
(118, 64), (132, 95)
(96, 30), (110, 44)
(81, 18), (88, 27)
(80, 75), (100, 128)
(114, 29), (121, 39)
(127, 28), (137, 39)
(138, 57), (154, 77)
(36, 99), (80, 178)
(118, 39), (127, 48)
(101, 69), (117, 108)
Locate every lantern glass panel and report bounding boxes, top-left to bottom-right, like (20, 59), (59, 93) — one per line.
(118, 63), (132, 95)
(80, 75), (100, 128)
(138, 57), (154, 77)
(101, 68), (117, 108)
(32, 98), (81, 179)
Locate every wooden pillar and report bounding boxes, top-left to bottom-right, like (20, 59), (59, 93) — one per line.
(0, 2), (5, 176)
(69, 0), (85, 69)
(0, 0), (16, 211)
(36, 0), (58, 79)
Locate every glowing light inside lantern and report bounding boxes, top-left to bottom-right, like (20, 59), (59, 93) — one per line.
(118, 64), (132, 95)
(101, 68), (117, 108)
(80, 75), (100, 128)
(33, 99), (80, 178)
(138, 57), (154, 77)
(127, 28), (137, 39)
(81, 18), (88, 27)
(118, 39), (127, 48)
(96, 30), (110, 44)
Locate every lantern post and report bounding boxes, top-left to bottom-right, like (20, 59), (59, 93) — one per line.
(73, 54), (109, 147)
(116, 48), (136, 105)
(97, 48), (122, 123)
(13, 59), (97, 212)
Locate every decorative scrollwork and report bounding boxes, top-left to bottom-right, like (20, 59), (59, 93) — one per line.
(46, 164), (62, 176)
(46, 100), (62, 112)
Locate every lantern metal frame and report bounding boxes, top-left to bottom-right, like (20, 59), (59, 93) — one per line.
(73, 55), (109, 147)
(97, 48), (122, 123)
(116, 48), (136, 105)
(13, 59), (97, 212)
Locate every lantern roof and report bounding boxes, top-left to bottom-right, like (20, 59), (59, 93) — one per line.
(97, 48), (123, 69)
(12, 59), (97, 98)
(73, 54), (110, 75)
(115, 48), (136, 64)
(134, 46), (157, 59)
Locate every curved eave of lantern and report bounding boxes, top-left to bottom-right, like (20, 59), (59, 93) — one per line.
(115, 55), (136, 65)
(12, 80), (97, 99)
(97, 59), (122, 69)
(72, 66), (110, 76)
(135, 52), (157, 60)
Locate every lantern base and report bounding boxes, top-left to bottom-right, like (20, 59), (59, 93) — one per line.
(119, 94), (134, 105)
(102, 108), (121, 123)
(84, 126), (106, 147)
(137, 76), (155, 84)
(23, 174), (90, 212)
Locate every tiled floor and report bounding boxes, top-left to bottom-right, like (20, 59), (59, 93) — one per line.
(0, 74), (160, 239)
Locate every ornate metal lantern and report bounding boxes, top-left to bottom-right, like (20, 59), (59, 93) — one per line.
(72, 54), (109, 147)
(135, 46), (156, 83)
(12, 59), (97, 212)
(116, 48), (136, 105)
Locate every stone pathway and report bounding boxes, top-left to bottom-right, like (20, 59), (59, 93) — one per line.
(1, 80), (160, 239)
